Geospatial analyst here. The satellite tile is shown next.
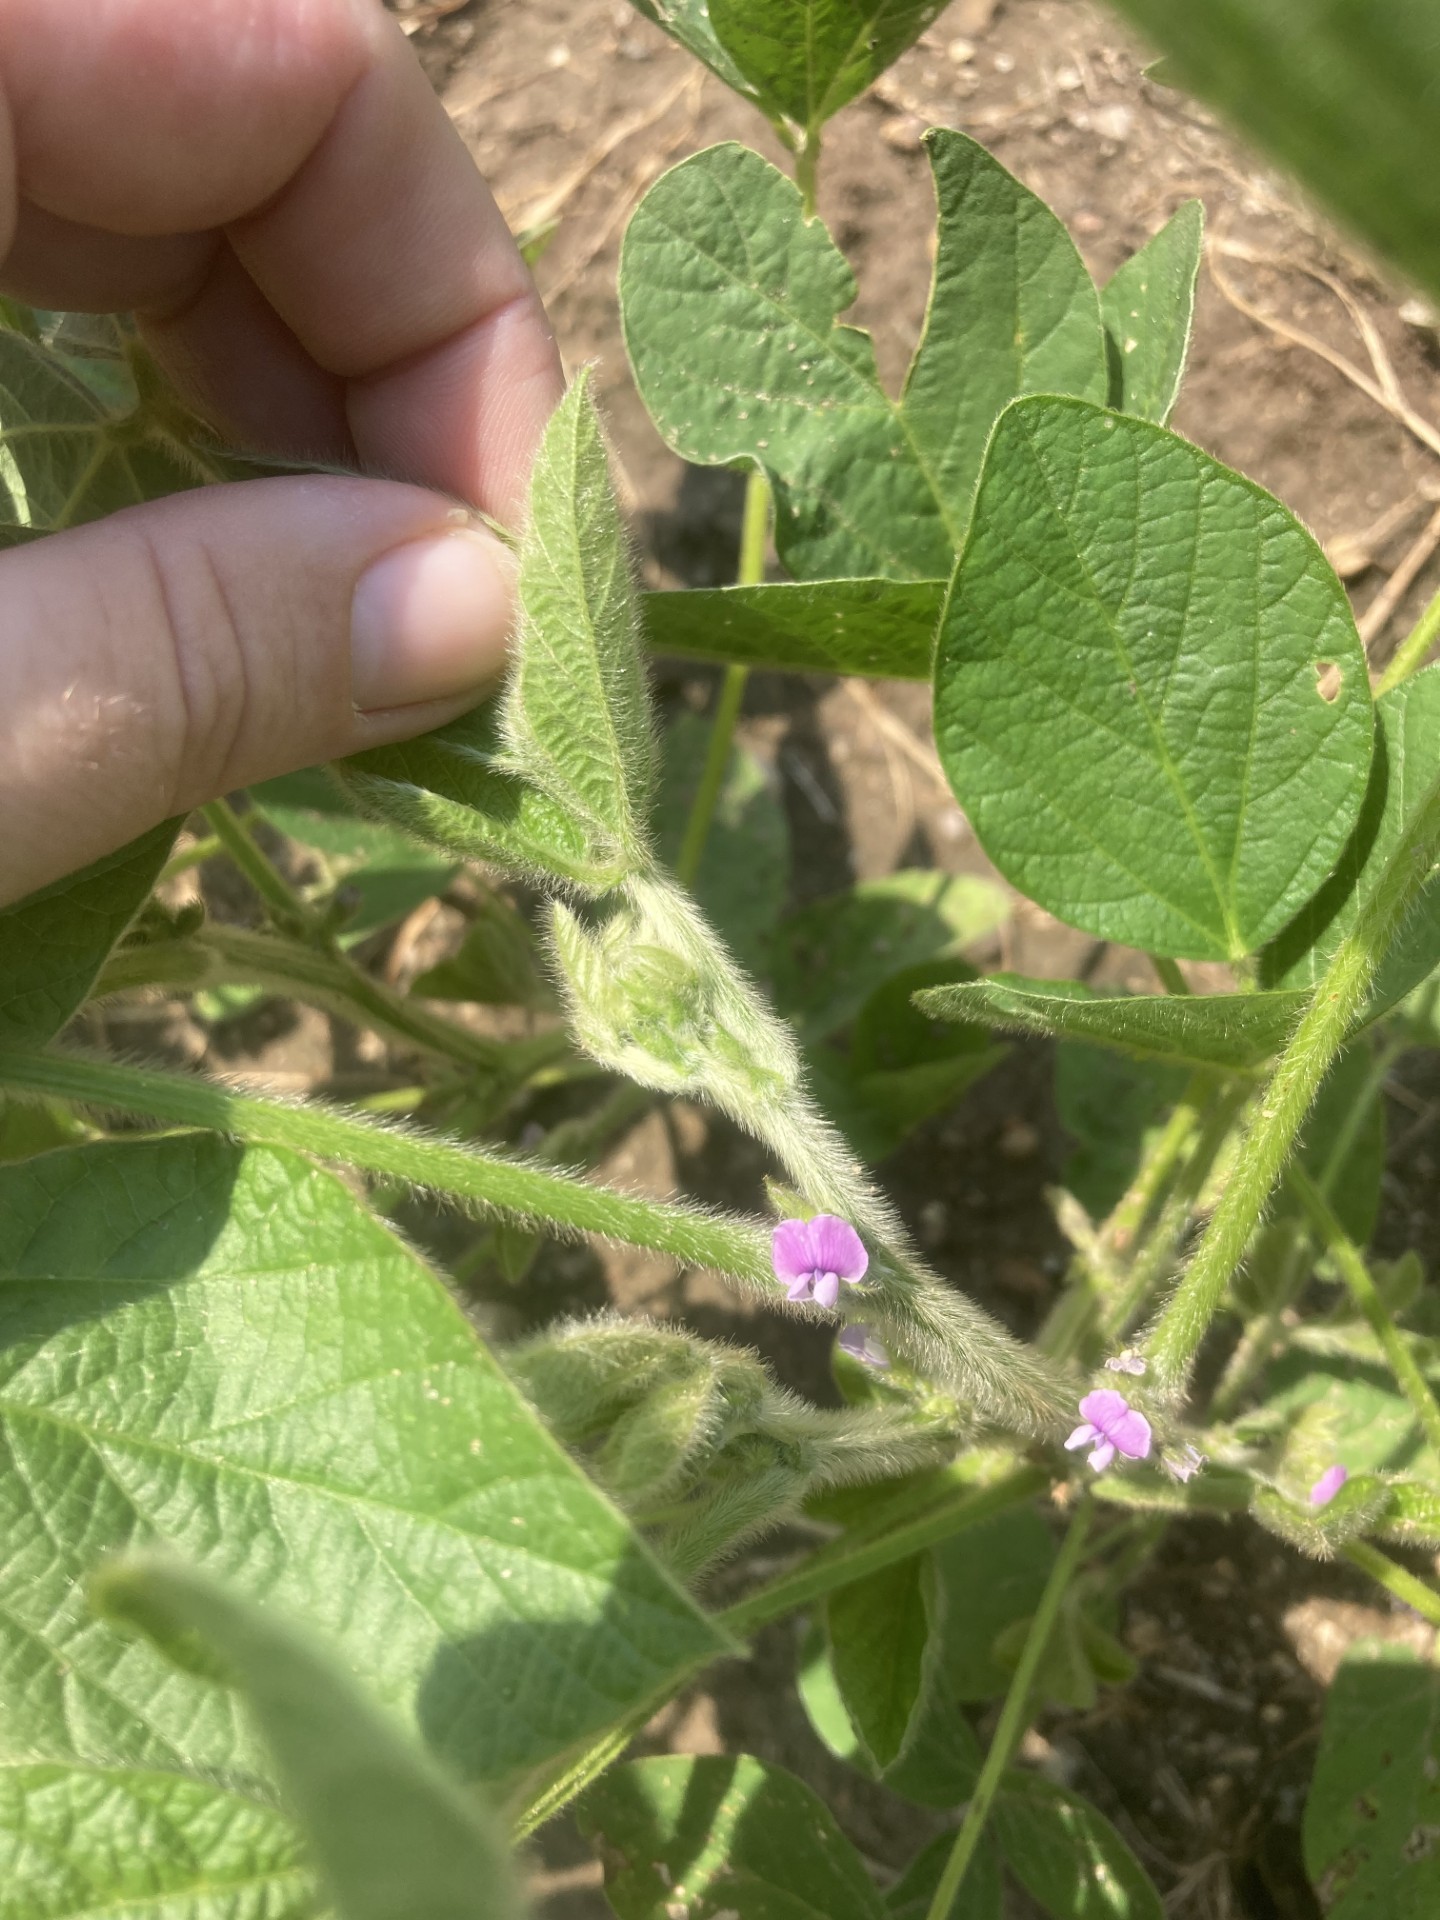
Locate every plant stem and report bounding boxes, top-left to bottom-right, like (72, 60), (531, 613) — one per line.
(1285, 1162), (1440, 1460)
(1375, 582), (1440, 695)
(1142, 762), (1440, 1397)
(200, 797), (319, 933)
(718, 1465), (1047, 1638)
(1104, 1074), (1211, 1256)
(795, 131), (821, 218)
(1150, 954), (1189, 995)
(159, 833), (221, 881)
(923, 1500), (1092, 1920)
(1343, 1539), (1440, 1628)
(674, 469), (770, 888)
(0, 1046), (773, 1280)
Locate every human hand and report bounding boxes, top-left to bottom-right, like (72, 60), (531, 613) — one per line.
(0, 0), (564, 905)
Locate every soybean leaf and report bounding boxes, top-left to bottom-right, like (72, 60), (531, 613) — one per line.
(918, 975), (1306, 1071)
(886, 1831), (1002, 1920)
(412, 891), (554, 1009)
(826, 1556), (931, 1772)
(1100, 200), (1204, 422)
(621, 142), (948, 581)
(0, 327), (199, 540)
(621, 134), (1107, 582)
(708, 0), (945, 135)
(1056, 1043), (1188, 1219)
(625, 0), (761, 105)
(932, 1507), (1056, 1702)
(1254, 1349), (1434, 1477)
(0, 1135), (727, 1809)
(642, 578), (944, 679)
(1107, 0), (1440, 305)
(251, 770), (458, 942)
(1262, 667), (1440, 1021)
(902, 130), (1108, 534)
(93, 1555), (524, 1920)
(994, 1773), (1163, 1920)
(1303, 1642), (1440, 1916)
(0, 1763), (313, 1920)
(578, 1754), (886, 1920)
(0, 820), (178, 1045)
(768, 870), (1011, 1041)
(654, 712), (790, 975)
(934, 397), (1373, 961)
(798, 1621), (870, 1768)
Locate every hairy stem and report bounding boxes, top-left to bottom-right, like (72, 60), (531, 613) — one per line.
(1342, 1539), (1440, 1628)
(674, 470), (770, 887)
(1375, 582), (1440, 695)
(200, 797), (319, 934)
(1286, 1163), (1440, 1459)
(1142, 762), (1440, 1396)
(718, 1465), (1047, 1638)
(0, 1046), (774, 1279)
(923, 1500), (1092, 1920)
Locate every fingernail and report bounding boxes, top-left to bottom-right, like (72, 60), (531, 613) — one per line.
(350, 525), (514, 711)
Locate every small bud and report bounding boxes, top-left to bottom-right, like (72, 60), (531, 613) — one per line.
(1309, 1464), (1348, 1507)
(837, 1324), (889, 1369)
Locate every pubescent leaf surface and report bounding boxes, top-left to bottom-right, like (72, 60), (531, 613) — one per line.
(934, 397), (1373, 960)
(0, 1135), (725, 1816)
(621, 134), (1108, 580)
(0, 821), (177, 1044)
(709, 0), (945, 132)
(94, 1556), (524, 1920)
(579, 1754), (886, 1919)
(1100, 199), (1204, 423)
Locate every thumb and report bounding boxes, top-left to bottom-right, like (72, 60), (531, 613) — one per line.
(0, 475), (515, 905)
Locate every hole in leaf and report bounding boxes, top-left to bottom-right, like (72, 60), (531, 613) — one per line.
(1315, 660), (1342, 702)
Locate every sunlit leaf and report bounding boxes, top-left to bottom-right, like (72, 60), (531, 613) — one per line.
(1100, 200), (1204, 422)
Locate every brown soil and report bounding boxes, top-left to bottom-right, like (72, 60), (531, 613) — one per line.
(153, 2), (1440, 1913)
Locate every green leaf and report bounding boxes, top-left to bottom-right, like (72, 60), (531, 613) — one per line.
(654, 711), (790, 975)
(94, 1555), (524, 1920)
(411, 891), (554, 1009)
(768, 870), (1011, 1042)
(931, 1507), (1056, 1702)
(709, 0), (945, 133)
(1262, 667), (1440, 1022)
(797, 1622), (870, 1769)
(502, 372), (655, 879)
(250, 770), (458, 942)
(621, 135), (1106, 581)
(0, 821), (178, 1045)
(918, 975), (1306, 1072)
(1303, 1642), (1440, 1916)
(0, 328), (199, 537)
(902, 130), (1107, 536)
(1254, 1348), (1434, 1477)
(886, 1831), (1002, 1920)
(0, 1134), (727, 1809)
(624, 0), (761, 105)
(826, 1556), (930, 1772)
(578, 1754), (887, 1920)
(995, 1774), (1163, 1920)
(1107, 0), (1440, 305)
(642, 578), (943, 679)
(621, 142), (949, 582)
(1056, 1042), (1189, 1219)
(0, 1763), (314, 1920)
(934, 396), (1373, 960)
(1100, 200), (1204, 423)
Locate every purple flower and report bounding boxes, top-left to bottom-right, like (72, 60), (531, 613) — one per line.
(1310, 1464), (1348, 1507)
(772, 1214), (869, 1310)
(1163, 1444), (1205, 1484)
(1104, 1352), (1147, 1377)
(838, 1324), (889, 1369)
(1065, 1388), (1153, 1473)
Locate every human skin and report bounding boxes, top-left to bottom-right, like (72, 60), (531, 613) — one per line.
(0, 0), (564, 904)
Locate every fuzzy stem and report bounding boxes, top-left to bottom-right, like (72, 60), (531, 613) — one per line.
(718, 1465), (1047, 1638)
(1143, 762), (1440, 1397)
(1342, 1539), (1440, 1628)
(1375, 583), (1440, 696)
(795, 131), (821, 218)
(1285, 1163), (1440, 1460)
(674, 470), (769, 888)
(200, 797), (319, 934)
(1104, 1073), (1211, 1256)
(1150, 954), (1189, 995)
(923, 1500), (1092, 1920)
(159, 833), (221, 881)
(0, 1046), (774, 1278)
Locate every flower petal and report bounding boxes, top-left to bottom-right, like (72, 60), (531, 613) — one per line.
(1309, 1464), (1348, 1507)
(1065, 1423), (1099, 1451)
(772, 1218), (816, 1285)
(1108, 1408), (1153, 1459)
(813, 1271), (841, 1310)
(1078, 1388), (1131, 1436)
(806, 1214), (869, 1284)
(838, 1324), (889, 1368)
(786, 1273), (815, 1302)
(1087, 1440), (1117, 1472)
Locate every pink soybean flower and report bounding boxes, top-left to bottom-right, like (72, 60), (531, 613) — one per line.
(1310, 1464), (1348, 1507)
(1065, 1388), (1153, 1473)
(772, 1214), (869, 1309)
(838, 1324), (889, 1369)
